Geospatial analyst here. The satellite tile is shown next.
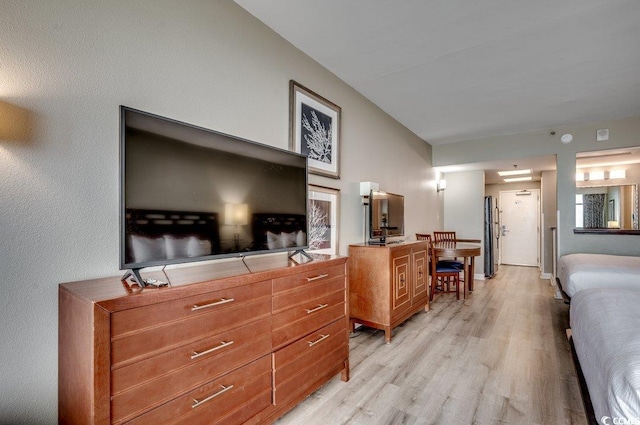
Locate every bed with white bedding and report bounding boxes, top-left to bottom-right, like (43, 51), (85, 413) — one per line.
(570, 288), (640, 424)
(557, 253), (640, 299)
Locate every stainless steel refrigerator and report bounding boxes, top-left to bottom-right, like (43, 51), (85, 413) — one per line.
(484, 196), (500, 278)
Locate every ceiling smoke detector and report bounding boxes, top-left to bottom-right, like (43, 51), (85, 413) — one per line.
(561, 133), (573, 144)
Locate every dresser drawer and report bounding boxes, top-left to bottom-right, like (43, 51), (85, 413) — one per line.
(273, 275), (345, 313)
(111, 280), (271, 337)
(111, 295), (270, 367)
(272, 290), (345, 349)
(123, 356), (272, 425)
(111, 319), (272, 422)
(272, 264), (345, 294)
(273, 319), (348, 405)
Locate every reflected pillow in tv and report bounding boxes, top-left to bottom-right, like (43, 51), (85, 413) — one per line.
(130, 235), (167, 264)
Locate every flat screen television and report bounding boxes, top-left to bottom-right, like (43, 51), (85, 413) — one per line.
(120, 106), (308, 276)
(369, 190), (405, 243)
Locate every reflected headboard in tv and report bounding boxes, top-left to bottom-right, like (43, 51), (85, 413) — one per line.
(124, 209), (220, 266)
(251, 213), (307, 251)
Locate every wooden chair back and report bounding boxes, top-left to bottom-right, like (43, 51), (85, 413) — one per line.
(416, 233), (461, 301)
(433, 231), (456, 243)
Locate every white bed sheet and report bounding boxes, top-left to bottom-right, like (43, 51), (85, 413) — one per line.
(558, 253), (640, 298)
(571, 288), (640, 424)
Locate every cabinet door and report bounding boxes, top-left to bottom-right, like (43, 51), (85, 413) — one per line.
(412, 247), (428, 305)
(391, 253), (411, 313)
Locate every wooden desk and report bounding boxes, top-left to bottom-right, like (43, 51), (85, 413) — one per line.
(432, 242), (481, 299)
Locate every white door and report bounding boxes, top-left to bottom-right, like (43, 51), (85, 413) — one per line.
(499, 190), (539, 267)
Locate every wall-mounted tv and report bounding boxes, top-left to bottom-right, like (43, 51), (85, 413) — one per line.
(120, 106), (308, 275)
(369, 190), (405, 243)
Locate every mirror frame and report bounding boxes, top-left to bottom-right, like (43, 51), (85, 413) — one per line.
(574, 147), (640, 235)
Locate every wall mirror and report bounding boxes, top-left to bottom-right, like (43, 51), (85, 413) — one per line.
(575, 147), (640, 234)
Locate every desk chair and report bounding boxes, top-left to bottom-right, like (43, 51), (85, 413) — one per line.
(432, 231), (464, 270)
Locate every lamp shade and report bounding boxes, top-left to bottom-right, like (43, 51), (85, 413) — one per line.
(224, 203), (248, 226)
(359, 181), (379, 196)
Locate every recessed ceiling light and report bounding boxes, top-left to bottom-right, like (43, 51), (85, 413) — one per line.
(497, 169), (532, 176)
(504, 176), (532, 183)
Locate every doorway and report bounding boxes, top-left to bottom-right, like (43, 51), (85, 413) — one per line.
(499, 189), (539, 267)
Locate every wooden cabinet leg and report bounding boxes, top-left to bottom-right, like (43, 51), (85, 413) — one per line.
(384, 327), (392, 344)
(341, 360), (350, 382)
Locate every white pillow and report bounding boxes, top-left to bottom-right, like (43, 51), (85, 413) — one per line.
(187, 237), (212, 257)
(164, 235), (191, 260)
(296, 230), (307, 247)
(266, 231), (282, 250)
(130, 235), (166, 263)
(281, 231), (297, 248)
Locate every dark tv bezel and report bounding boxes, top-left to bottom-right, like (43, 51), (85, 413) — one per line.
(119, 105), (309, 270)
(369, 190), (405, 239)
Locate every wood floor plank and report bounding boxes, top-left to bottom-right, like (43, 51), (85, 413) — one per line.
(275, 265), (586, 425)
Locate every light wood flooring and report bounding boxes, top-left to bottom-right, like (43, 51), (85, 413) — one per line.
(275, 265), (586, 425)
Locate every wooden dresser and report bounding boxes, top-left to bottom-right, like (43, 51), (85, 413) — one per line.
(58, 254), (349, 425)
(348, 242), (429, 343)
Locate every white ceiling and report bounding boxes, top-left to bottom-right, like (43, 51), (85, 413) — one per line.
(235, 0), (640, 147)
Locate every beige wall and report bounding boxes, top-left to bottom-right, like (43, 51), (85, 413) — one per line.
(443, 170), (485, 275)
(0, 2), (438, 422)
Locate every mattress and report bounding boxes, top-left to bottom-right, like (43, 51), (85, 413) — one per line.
(558, 253), (640, 298)
(570, 288), (640, 424)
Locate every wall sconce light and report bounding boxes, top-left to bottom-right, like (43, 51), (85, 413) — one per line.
(224, 203), (248, 251)
(437, 179), (447, 192)
(0, 100), (31, 142)
(578, 170), (625, 182)
(608, 169), (626, 179)
(589, 171), (605, 180)
(359, 181), (379, 205)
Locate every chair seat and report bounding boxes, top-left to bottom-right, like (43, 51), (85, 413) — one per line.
(437, 260), (464, 270)
(435, 263), (462, 273)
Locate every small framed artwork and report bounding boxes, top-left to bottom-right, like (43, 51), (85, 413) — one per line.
(290, 81), (341, 179)
(308, 185), (340, 255)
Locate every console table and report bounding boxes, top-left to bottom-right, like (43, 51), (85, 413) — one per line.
(348, 241), (429, 343)
(58, 254), (349, 424)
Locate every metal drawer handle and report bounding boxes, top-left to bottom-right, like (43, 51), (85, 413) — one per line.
(308, 333), (330, 347)
(191, 297), (234, 311)
(305, 303), (328, 314)
(192, 384), (234, 409)
(306, 273), (329, 282)
(191, 340), (234, 360)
